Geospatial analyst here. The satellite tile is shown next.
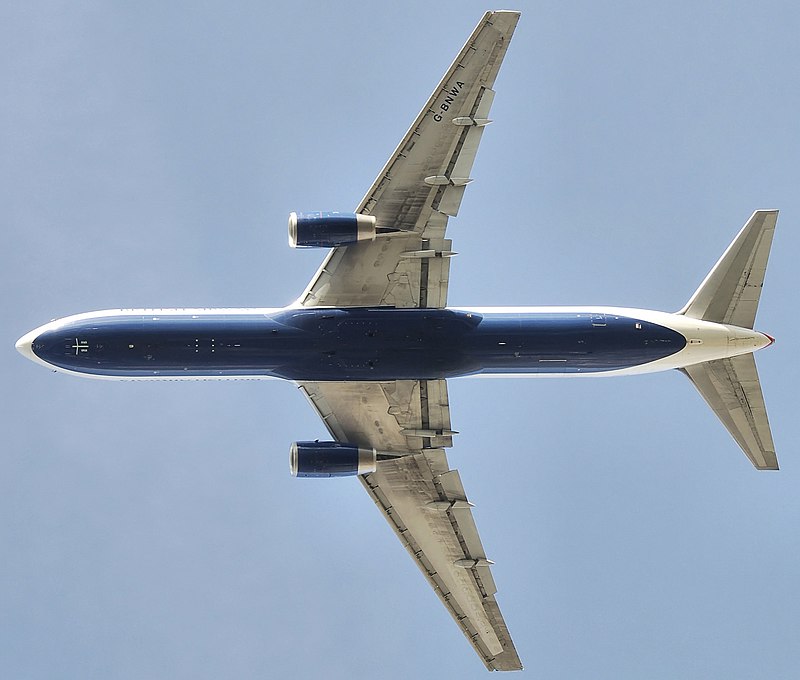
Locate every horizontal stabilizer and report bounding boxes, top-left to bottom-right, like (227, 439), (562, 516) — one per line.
(680, 210), (778, 329)
(681, 354), (777, 470)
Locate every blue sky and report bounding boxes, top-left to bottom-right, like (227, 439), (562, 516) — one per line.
(3, 2), (799, 678)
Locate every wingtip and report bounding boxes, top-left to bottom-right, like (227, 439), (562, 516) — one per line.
(487, 10), (522, 26)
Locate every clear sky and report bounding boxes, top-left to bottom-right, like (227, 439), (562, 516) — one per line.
(3, 2), (799, 679)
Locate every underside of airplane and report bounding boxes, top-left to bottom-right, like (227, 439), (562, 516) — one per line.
(16, 11), (777, 672)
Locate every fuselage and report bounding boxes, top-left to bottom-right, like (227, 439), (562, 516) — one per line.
(16, 306), (771, 381)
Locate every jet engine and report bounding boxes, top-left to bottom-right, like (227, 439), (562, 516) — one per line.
(288, 211), (376, 248)
(289, 441), (377, 478)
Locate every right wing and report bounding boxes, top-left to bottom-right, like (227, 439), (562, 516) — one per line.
(298, 379), (523, 671)
(297, 11), (520, 309)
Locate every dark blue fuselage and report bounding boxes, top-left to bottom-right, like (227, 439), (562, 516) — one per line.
(31, 308), (686, 380)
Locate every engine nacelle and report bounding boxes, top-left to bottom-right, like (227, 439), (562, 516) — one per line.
(289, 441), (377, 478)
(288, 211), (377, 248)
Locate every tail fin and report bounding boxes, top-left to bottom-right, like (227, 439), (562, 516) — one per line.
(681, 356), (777, 469)
(679, 210), (778, 328)
(679, 210), (779, 470)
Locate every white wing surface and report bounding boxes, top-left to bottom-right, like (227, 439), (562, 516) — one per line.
(681, 355), (778, 470)
(679, 210), (778, 329)
(298, 11), (520, 309)
(298, 380), (522, 671)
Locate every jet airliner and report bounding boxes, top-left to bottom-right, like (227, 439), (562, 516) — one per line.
(16, 11), (777, 672)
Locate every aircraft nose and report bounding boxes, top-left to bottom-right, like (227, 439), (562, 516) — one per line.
(15, 329), (39, 362)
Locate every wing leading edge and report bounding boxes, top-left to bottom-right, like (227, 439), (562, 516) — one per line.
(298, 380), (522, 671)
(298, 11), (520, 309)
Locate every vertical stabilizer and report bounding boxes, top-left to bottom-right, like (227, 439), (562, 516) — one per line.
(679, 210), (778, 328)
(681, 355), (777, 469)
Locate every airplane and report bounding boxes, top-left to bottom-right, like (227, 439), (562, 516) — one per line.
(15, 10), (778, 672)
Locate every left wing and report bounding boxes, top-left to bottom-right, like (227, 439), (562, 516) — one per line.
(297, 11), (520, 309)
(298, 379), (523, 671)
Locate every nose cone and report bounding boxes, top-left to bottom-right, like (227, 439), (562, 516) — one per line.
(15, 329), (39, 362)
(15, 324), (60, 371)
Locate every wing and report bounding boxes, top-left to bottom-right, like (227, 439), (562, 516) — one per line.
(297, 379), (523, 671)
(298, 11), (520, 309)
